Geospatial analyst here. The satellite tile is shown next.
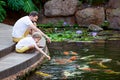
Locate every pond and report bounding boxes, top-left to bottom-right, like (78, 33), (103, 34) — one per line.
(26, 40), (120, 80)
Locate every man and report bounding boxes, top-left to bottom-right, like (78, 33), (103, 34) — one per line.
(12, 11), (51, 43)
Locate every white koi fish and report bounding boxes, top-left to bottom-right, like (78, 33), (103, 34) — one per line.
(80, 55), (95, 60)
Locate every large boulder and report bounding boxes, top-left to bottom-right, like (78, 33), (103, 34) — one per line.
(75, 7), (105, 27)
(108, 0), (120, 8)
(44, 0), (79, 17)
(106, 8), (120, 30)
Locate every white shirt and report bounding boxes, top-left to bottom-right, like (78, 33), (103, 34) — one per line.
(16, 37), (37, 49)
(12, 16), (33, 38)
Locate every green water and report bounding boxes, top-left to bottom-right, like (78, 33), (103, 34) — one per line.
(27, 40), (120, 80)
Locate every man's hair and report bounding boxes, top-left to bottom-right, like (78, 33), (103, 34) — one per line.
(29, 11), (39, 17)
(32, 32), (42, 39)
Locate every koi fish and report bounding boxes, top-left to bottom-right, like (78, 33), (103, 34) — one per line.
(63, 51), (78, 56)
(62, 70), (83, 78)
(116, 61), (120, 65)
(63, 70), (74, 77)
(54, 59), (68, 64)
(76, 65), (89, 69)
(69, 56), (77, 61)
(87, 61), (99, 64)
(63, 51), (69, 55)
(53, 56), (77, 64)
(101, 59), (112, 63)
(77, 65), (99, 72)
(54, 58), (73, 64)
(35, 71), (52, 77)
(80, 55), (95, 60)
(81, 68), (99, 71)
(97, 62), (108, 68)
(87, 57), (112, 65)
(69, 51), (78, 55)
(104, 69), (120, 75)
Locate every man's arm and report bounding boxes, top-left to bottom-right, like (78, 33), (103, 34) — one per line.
(29, 24), (51, 43)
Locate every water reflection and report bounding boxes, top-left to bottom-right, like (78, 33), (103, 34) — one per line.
(27, 40), (120, 80)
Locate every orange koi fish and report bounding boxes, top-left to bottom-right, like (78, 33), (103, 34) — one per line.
(63, 51), (69, 55)
(63, 51), (78, 56)
(54, 59), (73, 64)
(69, 56), (77, 61)
(77, 65), (99, 72)
(104, 69), (120, 75)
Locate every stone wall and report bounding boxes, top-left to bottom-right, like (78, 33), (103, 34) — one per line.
(38, 0), (120, 30)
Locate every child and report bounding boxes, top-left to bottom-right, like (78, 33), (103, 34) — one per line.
(15, 32), (51, 60)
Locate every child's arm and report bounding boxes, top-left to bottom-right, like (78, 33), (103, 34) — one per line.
(35, 45), (51, 60)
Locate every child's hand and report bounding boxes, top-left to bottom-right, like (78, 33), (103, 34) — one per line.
(46, 37), (51, 43)
(47, 56), (51, 60)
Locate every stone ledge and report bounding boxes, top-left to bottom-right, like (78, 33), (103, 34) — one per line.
(0, 44), (15, 58)
(0, 46), (49, 80)
(0, 52), (42, 79)
(0, 23), (15, 58)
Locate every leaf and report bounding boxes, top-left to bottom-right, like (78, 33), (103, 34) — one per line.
(0, 1), (6, 6)
(7, 0), (24, 11)
(0, 1), (6, 22)
(23, 0), (38, 13)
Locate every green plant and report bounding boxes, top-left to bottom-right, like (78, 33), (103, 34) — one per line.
(55, 20), (64, 28)
(101, 20), (110, 30)
(0, 0), (50, 22)
(7, 0), (38, 12)
(37, 22), (54, 28)
(23, 0), (38, 13)
(7, 0), (24, 11)
(0, 0), (6, 22)
(46, 28), (96, 42)
(47, 30), (76, 42)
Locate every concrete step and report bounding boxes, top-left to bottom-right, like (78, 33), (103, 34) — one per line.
(0, 51), (42, 79)
(0, 23), (15, 58)
(0, 23), (48, 79)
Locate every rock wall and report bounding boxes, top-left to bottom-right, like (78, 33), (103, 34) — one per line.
(44, 0), (78, 17)
(106, 0), (120, 30)
(38, 0), (120, 30)
(75, 7), (105, 26)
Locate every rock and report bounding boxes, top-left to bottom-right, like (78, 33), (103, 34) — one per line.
(106, 8), (120, 30)
(108, 0), (120, 8)
(38, 14), (76, 26)
(44, 0), (79, 17)
(75, 7), (105, 27)
(88, 24), (103, 32)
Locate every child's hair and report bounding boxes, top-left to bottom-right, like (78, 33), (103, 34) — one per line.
(32, 32), (42, 39)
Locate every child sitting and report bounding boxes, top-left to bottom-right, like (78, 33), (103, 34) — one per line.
(15, 32), (51, 60)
